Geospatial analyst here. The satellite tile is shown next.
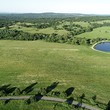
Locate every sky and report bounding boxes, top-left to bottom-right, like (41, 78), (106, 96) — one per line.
(0, 0), (110, 14)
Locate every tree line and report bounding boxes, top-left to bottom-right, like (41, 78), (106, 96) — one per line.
(0, 29), (108, 45)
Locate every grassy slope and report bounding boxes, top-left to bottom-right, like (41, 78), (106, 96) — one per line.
(0, 40), (110, 104)
(75, 26), (110, 39)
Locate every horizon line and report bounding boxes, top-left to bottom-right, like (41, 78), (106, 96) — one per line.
(0, 12), (110, 15)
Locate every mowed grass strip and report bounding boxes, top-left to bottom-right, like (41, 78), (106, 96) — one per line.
(0, 40), (110, 103)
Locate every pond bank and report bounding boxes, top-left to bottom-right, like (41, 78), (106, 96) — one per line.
(91, 41), (110, 53)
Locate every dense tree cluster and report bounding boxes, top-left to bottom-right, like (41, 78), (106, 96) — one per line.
(1, 13), (110, 27)
(0, 29), (47, 40)
(0, 19), (14, 28)
(0, 29), (108, 46)
(20, 23), (52, 29)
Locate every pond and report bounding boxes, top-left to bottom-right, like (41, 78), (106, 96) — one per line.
(94, 42), (110, 52)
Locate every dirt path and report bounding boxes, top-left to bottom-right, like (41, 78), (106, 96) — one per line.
(0, 95), (100, 110)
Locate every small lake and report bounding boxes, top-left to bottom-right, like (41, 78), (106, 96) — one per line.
(94, 42), (110, 52)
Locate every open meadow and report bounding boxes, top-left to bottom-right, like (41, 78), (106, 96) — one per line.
(0, 40), (110, 104)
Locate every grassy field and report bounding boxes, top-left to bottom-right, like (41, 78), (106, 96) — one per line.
(91, 20), (110, 24)
(75, 26), (110, 39)
(0, 40), (110, 105)
(0, 100), (73, 110)
(9, 23), (69, 35)
(71, 21), (90, 27)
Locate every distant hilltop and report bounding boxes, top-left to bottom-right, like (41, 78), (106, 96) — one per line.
(0, 12), (97, 18)
(0, 12), (110, 18)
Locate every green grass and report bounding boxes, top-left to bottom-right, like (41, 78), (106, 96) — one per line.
(72, 21), (90, 27)
(0, 100), (74, 110)
(91, 20), (110, 24)
(0, 40), (110, 105)
(62, 21), (90, 27)
(36, 27), (69, 35)
(9, 24), (69, 35)
(75, 26), (110, 39)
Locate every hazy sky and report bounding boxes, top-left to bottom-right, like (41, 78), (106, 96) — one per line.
(0, 0), (110, 14)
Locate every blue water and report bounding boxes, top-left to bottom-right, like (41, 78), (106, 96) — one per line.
(94, 42), (110, 52)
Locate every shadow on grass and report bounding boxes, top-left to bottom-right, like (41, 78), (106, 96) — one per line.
(21, 82), (37, 94)
(25, 82), (59, 104)
(64, 87), (74, 97)
(0, 84), (11, 91)
(0, 84), (18, 105)
(45, 82), (59, 94)
(0, 84), (17, 96)
(3, 100), (10, 105)
(25, 92), (44, 105)
(34, 92), (43, 102)
(106, 100), (110, 110)
(66, 97), (74, 105)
